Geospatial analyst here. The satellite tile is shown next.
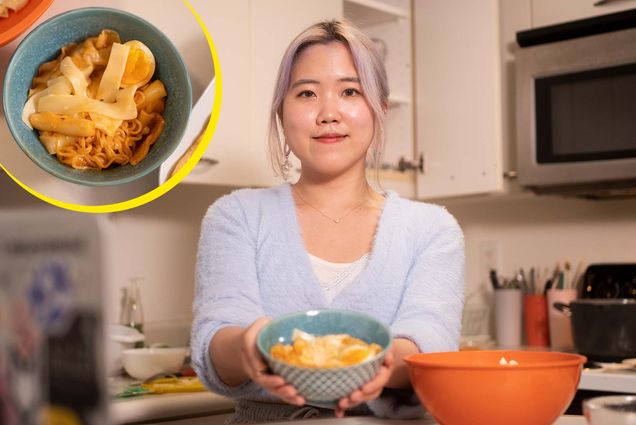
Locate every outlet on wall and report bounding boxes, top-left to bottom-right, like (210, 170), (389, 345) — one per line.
(480, 240), (501, 287)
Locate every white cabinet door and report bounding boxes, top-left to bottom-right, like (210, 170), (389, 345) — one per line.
(414, 0), (504, 199)
(531, 0), (636, 28)
(184, 0), (342, 187)
(249, 0), (343, 187)
(184, 0), (254, 187)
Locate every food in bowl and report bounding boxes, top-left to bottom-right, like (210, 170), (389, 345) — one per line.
(0, 0), (28, 17)
(270, 328), (382, 368)
(122, 347), (188, 381)
(2, 7), (192, 186)
(22, 29), (166, 170)
(257, 309), (392, 407)
(404, 350), (586, 425)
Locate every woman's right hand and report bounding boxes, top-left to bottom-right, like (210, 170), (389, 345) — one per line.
(240, 317), (305, 406)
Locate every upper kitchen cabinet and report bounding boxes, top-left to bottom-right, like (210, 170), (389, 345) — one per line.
(531, 0), (636, 28)
(184, 0), (341, 187)
(414, 0), (504, 199)
(182, 0), (254, 187)
(344, 0), (416, 197)
(184, 0), (342, 186)
(185, 0), (416, 197)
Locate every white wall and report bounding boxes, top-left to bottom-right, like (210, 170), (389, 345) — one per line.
(439, 193), (636, 309)
(103, 184), (234, 346)
(3, 169), (636, 343)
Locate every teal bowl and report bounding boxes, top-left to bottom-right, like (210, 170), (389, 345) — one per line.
(2, 7), (192, 186)
(257, 309), (392, 408)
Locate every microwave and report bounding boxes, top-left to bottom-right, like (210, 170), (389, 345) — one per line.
(516, 10), (636, 199)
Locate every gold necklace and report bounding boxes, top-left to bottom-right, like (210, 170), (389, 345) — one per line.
(293, 188), (367, 224)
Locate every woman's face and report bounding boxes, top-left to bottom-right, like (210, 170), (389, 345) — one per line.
(282, 41), (374, 179)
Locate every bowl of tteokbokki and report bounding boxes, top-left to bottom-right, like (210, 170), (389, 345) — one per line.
(2, 7), (192, 186)
(256, 309), (392, 408)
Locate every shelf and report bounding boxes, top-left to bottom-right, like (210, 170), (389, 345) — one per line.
(344, 0), (408, 26)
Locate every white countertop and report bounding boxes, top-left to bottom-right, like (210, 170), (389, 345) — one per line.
(108, 367), (635, 424)
(110, 391), (585, 425)
(110, 391), (233, 424)
(580, 368), (636, 393)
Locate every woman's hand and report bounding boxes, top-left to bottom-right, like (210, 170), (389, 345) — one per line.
(334, 347), (395, 418)
(240, 317), (305, 406)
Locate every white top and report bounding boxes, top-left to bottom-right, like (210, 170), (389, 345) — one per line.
(308, 253), (370, 303)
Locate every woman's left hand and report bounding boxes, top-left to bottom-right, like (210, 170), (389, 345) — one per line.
(334, 347), (395, 418)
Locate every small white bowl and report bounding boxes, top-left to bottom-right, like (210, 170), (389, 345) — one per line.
(106, 325), (145, 375)
(122, 347), (188, 381)
(584, 395), (636, 425)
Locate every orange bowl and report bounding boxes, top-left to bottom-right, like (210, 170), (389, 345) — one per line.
(0, 0), (54, 47)
(404, 350), (586, 425)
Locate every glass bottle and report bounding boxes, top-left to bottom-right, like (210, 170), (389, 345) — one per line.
(121, 277), (145, 347)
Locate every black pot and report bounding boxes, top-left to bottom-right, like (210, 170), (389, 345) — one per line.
(554, 299), (636, 362)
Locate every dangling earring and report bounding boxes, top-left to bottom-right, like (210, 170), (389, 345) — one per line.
(281, 143), (293, 177)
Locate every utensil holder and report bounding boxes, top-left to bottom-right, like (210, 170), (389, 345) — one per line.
(524, 294), (549, 347)
(547, 288), (577, 350)
(494, 288), (523, 347)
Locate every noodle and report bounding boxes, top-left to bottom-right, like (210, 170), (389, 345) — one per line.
(23, 30), (166, 170)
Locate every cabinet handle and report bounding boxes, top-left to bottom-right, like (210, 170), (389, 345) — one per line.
(398, 154), (425, 174)
(503, 170), (518, 180)
(378, 154), (425, 174)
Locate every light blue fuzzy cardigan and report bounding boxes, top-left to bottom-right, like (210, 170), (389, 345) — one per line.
(191, 184), (465, 417)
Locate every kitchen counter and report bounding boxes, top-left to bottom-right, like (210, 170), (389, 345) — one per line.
(110, 391), (234, 424)
(580, 368), (636, 393)
(110, 391), (586, 425)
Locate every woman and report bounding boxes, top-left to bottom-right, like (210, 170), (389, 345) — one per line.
(191, 19), (464, 423)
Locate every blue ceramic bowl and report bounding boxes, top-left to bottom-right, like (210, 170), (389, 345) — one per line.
(257, 309), (392, 408)
(2, 7), (192, 186)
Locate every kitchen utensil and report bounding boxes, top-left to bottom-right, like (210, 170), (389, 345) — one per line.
(116, 376), (204, 398)
(256, 309), (391, 408)
(404, 350), (586, 425)
(122, 347), (188, 381)
(554, 299), (636, 362)
(547, 288), (577, 350)
(584, 395), (636, 425)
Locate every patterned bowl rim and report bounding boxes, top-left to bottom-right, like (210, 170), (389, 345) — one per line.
(257, 308), (393, 371)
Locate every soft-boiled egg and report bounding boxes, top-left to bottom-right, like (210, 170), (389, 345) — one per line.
(121, 40), (155, 87)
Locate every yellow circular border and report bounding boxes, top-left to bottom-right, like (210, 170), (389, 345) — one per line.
(0, 0), (222, 214)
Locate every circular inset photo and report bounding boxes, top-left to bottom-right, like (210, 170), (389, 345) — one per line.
(0, 1), (217, 211)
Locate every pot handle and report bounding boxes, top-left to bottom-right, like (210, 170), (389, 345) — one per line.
(553, 302), (572, 317)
